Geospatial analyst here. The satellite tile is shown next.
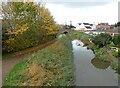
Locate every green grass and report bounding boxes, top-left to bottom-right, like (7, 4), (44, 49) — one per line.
(70, 31), (95, 48)
(3, 36), (74, 86)
(111, 61), (120, 74)
(70, 31), (90, 40)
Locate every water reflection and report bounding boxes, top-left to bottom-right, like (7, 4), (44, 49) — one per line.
(72, 39), (84, 46)
(91, 58), (110, 69)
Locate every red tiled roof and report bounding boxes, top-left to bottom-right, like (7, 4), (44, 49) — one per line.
(98, 23), (109, 25)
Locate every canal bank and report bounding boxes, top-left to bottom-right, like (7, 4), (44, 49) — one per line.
(72, 39), (118, 86)
(3, 36), (74, 86)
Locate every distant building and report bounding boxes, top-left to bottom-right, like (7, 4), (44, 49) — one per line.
(110, 25), (115, 29)
(96, 23), (110, 30)
(75, 23), (96, 31)
(93, 24), (119, 36)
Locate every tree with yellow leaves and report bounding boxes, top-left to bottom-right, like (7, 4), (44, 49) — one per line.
(2, 2), (58, 53)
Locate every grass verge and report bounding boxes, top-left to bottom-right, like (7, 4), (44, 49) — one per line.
(3, 36), (74, 86)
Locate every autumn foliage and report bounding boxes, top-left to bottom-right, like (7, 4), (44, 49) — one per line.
(2, 2), (58, 53)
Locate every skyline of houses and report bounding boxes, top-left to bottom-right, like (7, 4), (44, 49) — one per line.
(59, 22), (119, 35)
(74, 22), (118, 31)
(63, 22), (119, 36)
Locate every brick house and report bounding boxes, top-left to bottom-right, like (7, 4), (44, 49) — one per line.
(96, 23), (110, 30)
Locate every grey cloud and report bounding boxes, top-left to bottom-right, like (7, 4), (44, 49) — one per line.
(56, 2), (111, 8)
(43, 0), (115, 2)
(46, 0), (115, 8)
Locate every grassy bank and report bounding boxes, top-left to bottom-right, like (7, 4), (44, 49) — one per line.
(70, 31), (95, 50)
(70, 31), (119, 74)
(4, 36), (74, 86)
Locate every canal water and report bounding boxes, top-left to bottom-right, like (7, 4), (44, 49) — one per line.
(72, 40), (118, 86)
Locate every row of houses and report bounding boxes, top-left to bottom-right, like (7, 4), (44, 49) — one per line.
(75, 22), (116, 31)
(58, 22), (119, 35)
(74, 22), (119, 36)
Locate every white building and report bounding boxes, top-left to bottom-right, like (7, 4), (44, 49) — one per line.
(75, 23), (96, 31)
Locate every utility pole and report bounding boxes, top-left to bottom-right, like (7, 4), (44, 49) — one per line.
(70, 21), (72, 30)
(70, 21), (72, 26)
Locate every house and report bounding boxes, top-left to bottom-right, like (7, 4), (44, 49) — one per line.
(96, 23), (110, 30)
(92, 24), (119, 36)
(75, 23), (96, 31)
(105, 26), (119, 36)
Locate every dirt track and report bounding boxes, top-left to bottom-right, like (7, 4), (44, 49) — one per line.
(2, 55), (25, 84)
(1, 39), (56, 86)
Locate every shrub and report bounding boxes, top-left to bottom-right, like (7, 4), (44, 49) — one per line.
(113, 34), (120, 46)
(2, 27), (40, 53)
(109, 42), (116, 47)
(95, 48), (110, 62)
(92, 33), (112, 47)
(111, 61), (120, 74)
(112, 48), (120, 57)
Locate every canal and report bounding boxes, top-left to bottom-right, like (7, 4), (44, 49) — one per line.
(72, 40), (118, 86)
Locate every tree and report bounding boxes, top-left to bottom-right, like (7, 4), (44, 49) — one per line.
(92, 33), (112, 47)
(117, 22), (120, 27)
(2, 2), (58, 53)
(113, 34), (120, 46)
(115, 22), (120, 27)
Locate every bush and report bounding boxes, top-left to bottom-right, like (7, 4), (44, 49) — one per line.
(112, 48), (120, 57)
(3, 28), (40, 52)
(113, 34), (120, 46)
(109, 42), (116, 47)
(95, 48), (110, 62)
(112, 51), (119, 57)
(92, 33), (112, 47)
(3, 29), (57, 53)
(111, 61), (118, 70)
(111, 61), (120, 74)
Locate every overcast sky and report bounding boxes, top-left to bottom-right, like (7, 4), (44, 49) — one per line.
(1, 0), (119, 25)
(43, 0), (119, 26)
